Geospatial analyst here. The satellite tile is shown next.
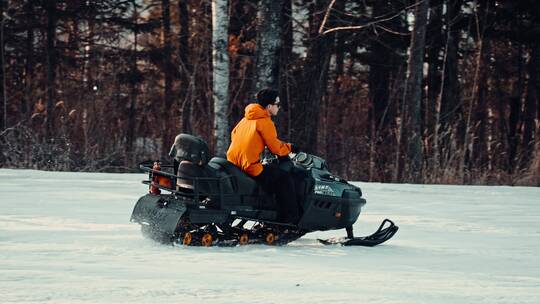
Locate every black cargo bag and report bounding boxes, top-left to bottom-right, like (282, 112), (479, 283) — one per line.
(169, 134), (212, 165)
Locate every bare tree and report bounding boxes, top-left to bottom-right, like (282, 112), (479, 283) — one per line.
(161, 0), (173, 150)
(23, 1), (34, 117)
(253, 0), (284, 92)
(1, 1), (7, 131)
(289, 0), (332, 153)
(45, 0), (57, 138)
(395, 0), (429, 182)
(126, 1), (140, 154)
(522, 43), (540, 161)
(460, 0), (486, 182)
(178, 0), (191, 134)
(212, 0), (230, 156)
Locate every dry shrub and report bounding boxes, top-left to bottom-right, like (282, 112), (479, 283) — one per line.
(0, 124), (72, 170)
(515, 141), (540, 186)
(0, 123), (132, 172)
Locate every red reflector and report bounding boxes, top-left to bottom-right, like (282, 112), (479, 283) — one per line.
(158, 176), (172, 188)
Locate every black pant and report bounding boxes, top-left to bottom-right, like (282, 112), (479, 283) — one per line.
(254, 165), (299, 223)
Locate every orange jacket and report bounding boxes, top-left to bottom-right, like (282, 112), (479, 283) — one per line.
(227, 103), (291, 176)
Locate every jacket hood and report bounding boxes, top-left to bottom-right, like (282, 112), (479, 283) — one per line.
(244, 103), (269, 120)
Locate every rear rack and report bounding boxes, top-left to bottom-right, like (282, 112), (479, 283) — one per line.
(139, 163), (236, 204)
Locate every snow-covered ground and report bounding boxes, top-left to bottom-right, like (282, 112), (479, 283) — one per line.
(1, 169), (539, 304)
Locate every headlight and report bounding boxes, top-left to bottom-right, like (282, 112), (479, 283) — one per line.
(314, 184), (337, 196)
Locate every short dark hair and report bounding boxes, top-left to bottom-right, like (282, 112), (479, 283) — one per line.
(256, 89), (279, 107)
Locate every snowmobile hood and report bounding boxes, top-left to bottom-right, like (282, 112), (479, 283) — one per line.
(244, 103), (270, 120)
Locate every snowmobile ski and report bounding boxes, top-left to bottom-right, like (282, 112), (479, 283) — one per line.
(318, 219), (398, 247)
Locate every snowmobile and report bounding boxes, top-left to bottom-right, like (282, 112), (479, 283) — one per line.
(130, 134), (398, 247)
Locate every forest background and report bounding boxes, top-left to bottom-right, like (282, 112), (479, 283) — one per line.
(0, 0), (539, 186)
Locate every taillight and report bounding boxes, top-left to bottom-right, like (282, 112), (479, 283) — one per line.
(149, 161), (161, 195)
(157, 176), (172, 188)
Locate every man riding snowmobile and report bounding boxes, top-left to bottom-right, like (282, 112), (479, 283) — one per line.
(227, 88), (300, 224)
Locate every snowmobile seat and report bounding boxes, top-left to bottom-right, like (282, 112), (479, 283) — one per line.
(208, 157), (258, 196)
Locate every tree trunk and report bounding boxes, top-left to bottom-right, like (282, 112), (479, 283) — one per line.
(441, 0), (462, 130)
(397, 0), (429, 182)
(0, 0), (6, 130)
(277, 0), (292, 138)
(432, 0), (461, 177)
(460, 0), (489, 183)
(522, 43), (540, 164)
(329, 0), (345, 173)
(126, 3), (139, 154)
(508, 45), (524, 171)
(290, 0), (331, 154)
(45, 0), (58, 138)
(178, 0), (191, 133)
(162, 0), (172, 109)
(21, 1), (35, 116)
(472, 67), (488, 172)
(369, 0), (397, 181)
(212, 0), (230, 156)
(253, 0), (284, 92)
(162, 0), (173, 152)
(426, 0), (443, 147)
(329, 1), (346, 90)
(432, 20), (450, 180)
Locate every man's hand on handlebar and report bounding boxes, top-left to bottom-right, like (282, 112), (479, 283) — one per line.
(290, 143), (301, 154)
